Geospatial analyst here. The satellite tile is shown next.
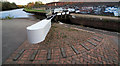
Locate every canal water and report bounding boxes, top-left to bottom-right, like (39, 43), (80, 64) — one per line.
(0, 8), (47, 20)
(0, 8), (34, 19)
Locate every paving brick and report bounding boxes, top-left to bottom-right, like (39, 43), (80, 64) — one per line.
(80, 43), (90, 51)
(22, 55), (29, 58)
(32, 61), (39, 64)
(60, 48), (66, 58)
(13, 49), (25, 61)
(66, 47), (75, 57)
(71, 45), (80, 54)
(65, 60), (71, 64)
(80, 58), (83, 63)
(30, 50), (38, 61)
(53, 59), (59, 63)
(4, 32), (118, 64)
(47, 49), (51, 60)
(17, 61), (24, 64)
(98, 57), (102, 62)
(20, 57), (28, 61)
(92, 37), (101, 42)
(87, 40), (97, 46)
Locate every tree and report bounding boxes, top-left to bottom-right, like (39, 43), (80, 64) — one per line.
(10, 2), (17, 9)
(34, 1), (44, 7)
(26, 1), (44, 8)
(0, 2), (2, 11)
(2, 2), (10, 10)
(17, 5), (25, 8)
(1, 2), (18, 11)
(27, 2), (34, 8)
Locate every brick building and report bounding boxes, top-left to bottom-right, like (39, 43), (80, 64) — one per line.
(46, 2), (118, 7)
(46, 2), (80, 7)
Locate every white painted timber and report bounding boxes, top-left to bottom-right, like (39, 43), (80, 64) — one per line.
(27, 19), (51, 44)
(62, 12), (65, 15)
(66, 12), (69, 14)
(57, 13), (62, 15)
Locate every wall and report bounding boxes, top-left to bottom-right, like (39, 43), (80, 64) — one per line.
(69, 15), (120, 32)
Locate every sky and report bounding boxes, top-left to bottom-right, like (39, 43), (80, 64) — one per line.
(7, 0), (59, 5)
(6, 0), (120, 5)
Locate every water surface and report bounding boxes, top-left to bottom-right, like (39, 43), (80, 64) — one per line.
(0, 8), (33, 19)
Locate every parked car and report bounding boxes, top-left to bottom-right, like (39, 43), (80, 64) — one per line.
(67, 8), (75, 13)
(75, 9), (80, 13)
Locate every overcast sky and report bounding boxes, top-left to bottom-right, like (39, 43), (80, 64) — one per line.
(7, 0), (120, 5)
(7, 0), (59, 5)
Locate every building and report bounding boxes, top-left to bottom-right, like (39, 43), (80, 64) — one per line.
(46, 2), (76, 6)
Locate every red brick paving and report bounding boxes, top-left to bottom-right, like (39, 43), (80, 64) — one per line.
(4, 24), (118, 64)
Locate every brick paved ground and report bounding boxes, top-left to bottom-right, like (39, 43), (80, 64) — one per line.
(4, 23), (118, 64)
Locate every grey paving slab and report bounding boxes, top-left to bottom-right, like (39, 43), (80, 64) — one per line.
(2, 19), (38, 63)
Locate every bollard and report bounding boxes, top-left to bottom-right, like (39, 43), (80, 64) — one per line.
(26, 15), (56, 44)
(27, 19), (51, 44)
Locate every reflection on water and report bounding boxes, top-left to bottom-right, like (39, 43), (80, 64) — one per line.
(0, 8), (34, 19)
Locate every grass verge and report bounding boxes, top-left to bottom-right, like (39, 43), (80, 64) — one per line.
(24, 8), (46, 13)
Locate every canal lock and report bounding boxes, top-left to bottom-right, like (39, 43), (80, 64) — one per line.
(54, 14), (71, 24)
